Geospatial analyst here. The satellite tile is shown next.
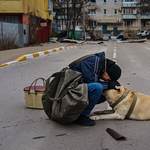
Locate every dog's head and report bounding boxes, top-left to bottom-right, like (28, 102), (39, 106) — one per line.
(102, 86), (127, 105)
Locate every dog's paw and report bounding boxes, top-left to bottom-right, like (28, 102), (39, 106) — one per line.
(93, 110), (103, 114)
(90, 116), (101, 120)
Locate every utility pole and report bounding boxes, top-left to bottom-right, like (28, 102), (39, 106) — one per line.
(67, 0), (69, 37)
(83, 0), (85, 40)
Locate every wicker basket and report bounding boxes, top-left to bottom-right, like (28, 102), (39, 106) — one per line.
(23, 78), (46, 109)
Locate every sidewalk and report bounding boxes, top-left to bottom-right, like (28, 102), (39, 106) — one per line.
(0, 42), (76, 67)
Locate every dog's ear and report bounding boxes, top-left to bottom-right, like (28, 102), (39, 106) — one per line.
(115, 86), (121, 90)
(115, 86), (124, 92)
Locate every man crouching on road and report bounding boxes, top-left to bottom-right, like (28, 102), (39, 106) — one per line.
(71, 51), (121, 126)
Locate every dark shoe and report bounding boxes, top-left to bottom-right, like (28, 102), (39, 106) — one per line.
(74, 115), (95, 126)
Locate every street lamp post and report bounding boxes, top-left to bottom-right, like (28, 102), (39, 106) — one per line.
(67, 0), (69, 37)
(83, 0), (85, 40)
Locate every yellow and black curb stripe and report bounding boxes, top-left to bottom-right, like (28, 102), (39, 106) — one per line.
(0, 45), (76, 67)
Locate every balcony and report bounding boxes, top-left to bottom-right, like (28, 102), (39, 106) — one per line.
(122, 14), (137, 19)
(122, 2), (137, 7)
(141, 14), (150, 19)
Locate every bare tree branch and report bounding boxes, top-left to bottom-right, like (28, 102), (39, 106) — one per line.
(53, 0), (89, 38)
(137, 0), (150, 15)
(27, 7), (46, 44)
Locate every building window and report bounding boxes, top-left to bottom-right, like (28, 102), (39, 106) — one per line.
(123, 8), (135, 14)
(114, 0), (117, 2)
(65, 9), (67, 14)
(88, 9), (96, 15)
(0, 16), (19, 23)
(63, 20), (66, 25)
(104, 0), (106, 3)
(89, 21), (96, 27)
(0, 16), (5, 22)
(90, 0), (96, 2)
(142, 9), (150, 14)
(125, 21), (132, 27)
(58, 15), (62, 19)
(141, 21), (146, 27)
(114, 9), (118, 15)
(125, 0), (135, 1)
(104, 9), (107, 15)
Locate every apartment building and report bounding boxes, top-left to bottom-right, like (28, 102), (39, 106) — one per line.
(53, 0), (150, 37)
(87, 0), (123, 36)
(87, 0), (150, 36)
(122, 0), (140, 33)
(140, 1), (150, 30)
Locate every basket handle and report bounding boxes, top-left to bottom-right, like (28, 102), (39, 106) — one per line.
(28, 78), (46, 95)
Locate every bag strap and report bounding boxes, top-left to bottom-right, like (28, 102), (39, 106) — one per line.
(68, 54), (95, 69)
(46, 72), (80, 101)
(99, 58), (105, 71)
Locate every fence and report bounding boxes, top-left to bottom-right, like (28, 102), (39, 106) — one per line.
(0, 22), (29, 48)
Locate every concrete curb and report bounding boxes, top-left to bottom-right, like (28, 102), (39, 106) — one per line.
(0, 45), (76, 67)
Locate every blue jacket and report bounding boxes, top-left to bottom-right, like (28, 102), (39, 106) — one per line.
(71, 51), (108, 89)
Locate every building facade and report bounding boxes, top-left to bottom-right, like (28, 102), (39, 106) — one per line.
(51, 0), (150, 38)
(0, 0), (53, 43)
(87, 0), (150, 36)
(86, 0), (123, 36)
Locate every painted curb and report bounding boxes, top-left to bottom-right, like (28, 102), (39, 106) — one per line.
(0, 45), (76, 67)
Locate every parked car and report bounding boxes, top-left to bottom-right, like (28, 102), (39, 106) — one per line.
(137, 30), (149, 36)
(146, 31), (150, 39)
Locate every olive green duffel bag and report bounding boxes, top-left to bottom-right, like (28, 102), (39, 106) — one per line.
(42, 68), (89, 124)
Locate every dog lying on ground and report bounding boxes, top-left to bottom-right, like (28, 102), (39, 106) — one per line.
(90, 86), (150, 121)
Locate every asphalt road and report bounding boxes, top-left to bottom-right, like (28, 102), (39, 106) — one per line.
(0, 40), (150, 150)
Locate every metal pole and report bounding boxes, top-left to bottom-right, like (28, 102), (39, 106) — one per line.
(67, 0), (69, 37)
(83, 0), (85, 40)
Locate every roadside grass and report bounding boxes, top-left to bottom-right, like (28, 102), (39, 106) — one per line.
(0, 33), (20, 51)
